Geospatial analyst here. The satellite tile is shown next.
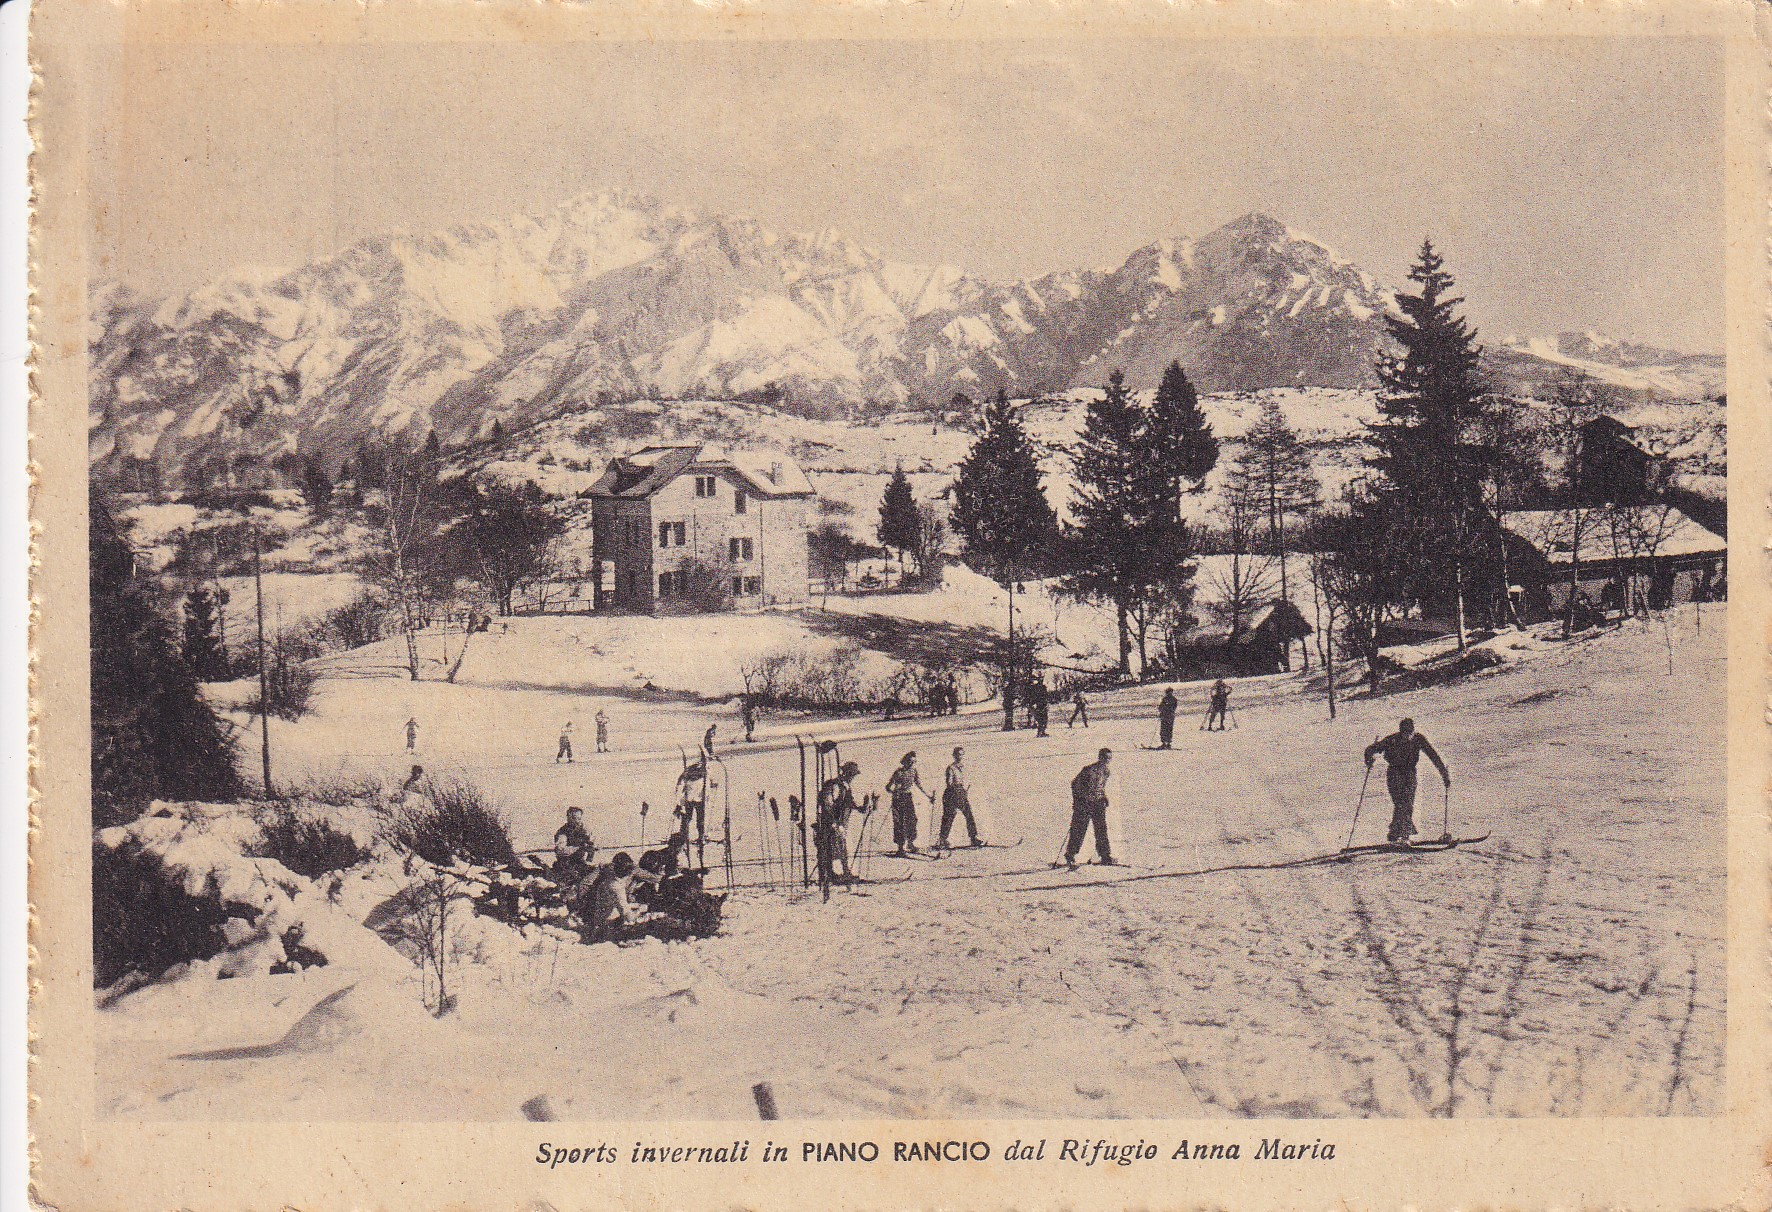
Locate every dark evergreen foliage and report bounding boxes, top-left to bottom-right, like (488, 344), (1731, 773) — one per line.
(876, 465), (921, 567)
(91, 492), (243, 827)
(950, 390), (1059, 585)
(180, 586), (230, 681)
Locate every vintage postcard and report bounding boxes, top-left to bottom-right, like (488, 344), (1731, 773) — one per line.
(27, 1), (1772, 1207)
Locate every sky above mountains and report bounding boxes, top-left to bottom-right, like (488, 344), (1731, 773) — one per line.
(91, 35), (1721, 352)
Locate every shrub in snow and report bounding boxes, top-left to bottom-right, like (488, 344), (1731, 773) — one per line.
(93, 839), (234, 988)
(248, 804), (375, 879)
(390, 778), (516, 868)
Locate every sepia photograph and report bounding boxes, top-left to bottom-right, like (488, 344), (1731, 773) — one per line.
(27, 2), (1771, 1207)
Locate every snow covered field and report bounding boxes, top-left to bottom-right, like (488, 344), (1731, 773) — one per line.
(102, 604), (1725, 1120)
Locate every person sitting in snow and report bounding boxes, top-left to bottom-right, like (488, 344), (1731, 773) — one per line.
(574, 852), (656, 944)
(552, 806), (594, 883)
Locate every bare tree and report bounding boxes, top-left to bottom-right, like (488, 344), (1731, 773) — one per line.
(1543, 373), (1606, 636)
(1206, 475), (1279, 642)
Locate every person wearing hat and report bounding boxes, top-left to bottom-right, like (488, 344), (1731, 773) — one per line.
(816, 760), (865, 883)
(1364, 718), (1451, 844)
(885, 751), (935, 856)
(1206, 680), (1231, 731)
(1157, 688), (1179, 748)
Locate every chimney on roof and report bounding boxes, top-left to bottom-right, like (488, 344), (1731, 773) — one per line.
(769, 461), (782, 484)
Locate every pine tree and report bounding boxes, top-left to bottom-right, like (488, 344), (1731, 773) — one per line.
(876, 465), (920, 580)
(91, 494), (242, 826)
(1367, 239), (1502, 647)
(1234, 398), (1320, 600)
(180, 587), (230, 681)
(1148, 361), (1219, 500)
(952, 390), (1059, 727)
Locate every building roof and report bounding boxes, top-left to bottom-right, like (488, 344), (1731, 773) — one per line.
(1501, 506), (1725, 566)
(1178, 598), (1313, 646)
(588, 444), (814, 500)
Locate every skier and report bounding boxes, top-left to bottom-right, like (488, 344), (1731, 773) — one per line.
(936, 745), (983, 850)
(674, 759), (708, 846)
(1363, 718), (1451, 844)
(816, 760), (865, 883)
(404, 716), (419, 753)
(552, 806), (594, 882)
(1029, 679), (1050, 737)
(594, 709), (609, 753)
(1206, 680), (1230, 732)
(1058, 747), (1117, 869)
(741, 695), (758, 742)
(1069, 689), (1090, 729)
(885, 751), (935, 856)
(945, 673), (961, 715)
(555, 721), (574, 764)
(1157, 688), (1178, 749)
(702, 723), (718, 761)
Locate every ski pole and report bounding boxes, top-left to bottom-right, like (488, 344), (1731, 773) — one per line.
(1344, 762), (1374, 851)
(1441, 781), (1451, 842)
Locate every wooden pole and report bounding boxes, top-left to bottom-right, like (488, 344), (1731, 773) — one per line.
(253, 529), (272, 797)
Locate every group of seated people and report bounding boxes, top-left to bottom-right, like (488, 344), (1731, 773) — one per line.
(549, 807), (714, 943)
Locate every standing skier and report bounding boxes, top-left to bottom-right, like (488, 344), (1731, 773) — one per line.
(886, 751), (935, 856)
(555, 721), (574, 763)
(816, 760), (864, 883)
(1363, 718), (1451, 844)
(1029, 679), (1050, 737)
(1058, 747), (1117, 868)
(741, 695), (758, 742)
(936, 745), (983, 850)
(404, 716), (419, 753)
(702, 723), (718, 761)
(1069, 689), (1090, 728)
(594, 709), (610, 753)
(1157, 688), (1178, 749)
(1206, 680), (1231, 732)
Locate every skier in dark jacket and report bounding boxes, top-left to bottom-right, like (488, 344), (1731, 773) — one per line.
(1206, 680), (1230, 731)
(816, 761), (864, 883)
(1029, 679), (1051, 737)
(1157, 688), (1179, 748)
(1364, 718), (1451, 843)
(552, 806), (594, 883)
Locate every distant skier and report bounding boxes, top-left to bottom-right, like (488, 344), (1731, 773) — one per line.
(1029, 679), (1050, 737)
(552, 806), (593, 882)
(674, 760), (708, 846)
(945, 673), (961, 715)
(1157, 688), (1178, 749)
(404, 716), (419, 753)
(816, 760), (864, 883)
(741, 695), (758, 742)
(886, 751), (935, 856)
(594, 709), (610, 753)
(936, 745), (983, 850)
(556, 721), (574, 763)
(1363, 718), (1451, 844)
(1069, 689), (1090, 729)
(702, 723), (718, 761)
(1206, 680), (1231, 732)
(1058, 747), (1117, 869)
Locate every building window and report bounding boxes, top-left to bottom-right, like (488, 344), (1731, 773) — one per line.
(659, 570), (677, 597)
(658, 521), (685, 548)
(734, 490), (747, 515)
(728, 536), (754, 562)
(731, 576), (746, 596)
(695, 475), (718, 498)
(743, 576), (762, 596)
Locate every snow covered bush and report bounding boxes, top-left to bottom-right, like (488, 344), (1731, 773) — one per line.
(390, 778), (516, 868)
(248, 804), (375, 879)
(93, 838), (233, 988)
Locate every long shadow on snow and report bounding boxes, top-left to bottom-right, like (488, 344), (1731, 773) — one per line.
(792, 608), (1004, 669)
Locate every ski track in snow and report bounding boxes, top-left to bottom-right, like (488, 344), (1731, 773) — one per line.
(99, 608), (1726, 1120)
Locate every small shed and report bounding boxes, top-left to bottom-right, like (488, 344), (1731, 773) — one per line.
(1169, 598), (1314, 678)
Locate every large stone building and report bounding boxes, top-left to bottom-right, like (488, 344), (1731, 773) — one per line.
(586, 444), (816, 613)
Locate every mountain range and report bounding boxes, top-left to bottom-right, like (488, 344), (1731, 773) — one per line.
(86, 190), (1722, 480)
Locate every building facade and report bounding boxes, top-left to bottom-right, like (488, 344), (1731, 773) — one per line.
(587, 445), (815, 613)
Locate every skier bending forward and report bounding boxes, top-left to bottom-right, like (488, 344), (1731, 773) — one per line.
(1058, 747), (1117, 868)
(1363, 718), (1451, 843)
